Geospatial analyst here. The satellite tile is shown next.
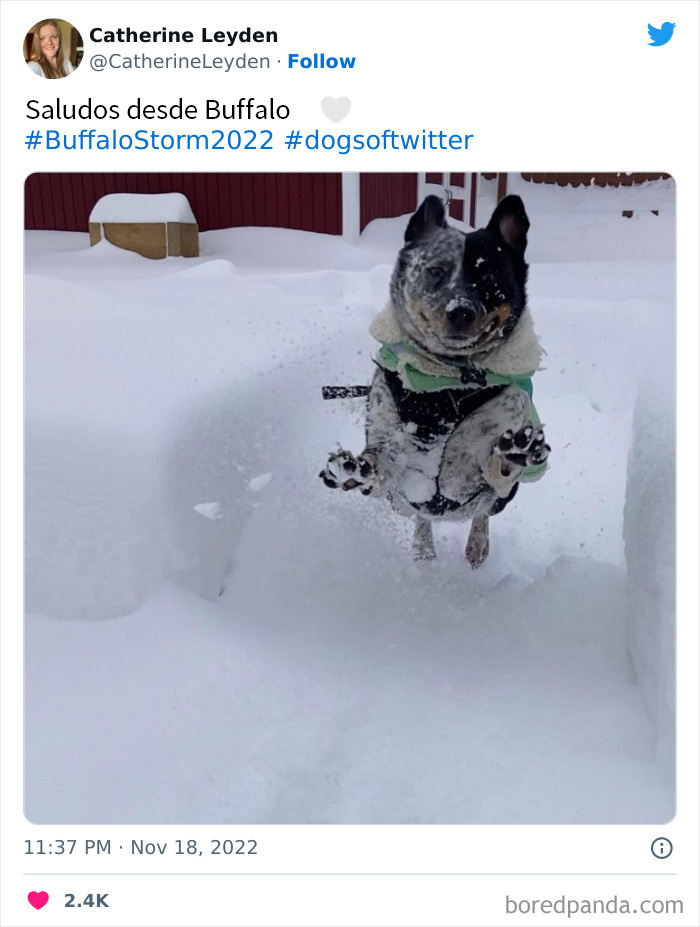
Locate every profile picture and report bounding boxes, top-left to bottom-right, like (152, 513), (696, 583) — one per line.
(24, 18), (83, 79)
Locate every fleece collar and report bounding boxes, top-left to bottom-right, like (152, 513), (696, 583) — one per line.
(369, 302), (548, 482)
(369, 302), (544, 393)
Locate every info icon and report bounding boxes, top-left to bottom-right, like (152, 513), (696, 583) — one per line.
(651, 837), (673, 859)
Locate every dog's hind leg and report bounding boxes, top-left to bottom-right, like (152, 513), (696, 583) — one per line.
(465, 515), (490, 568)
(412, 517), (437, 560)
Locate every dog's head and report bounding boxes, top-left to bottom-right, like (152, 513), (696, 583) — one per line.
(389, 194), (530, 360)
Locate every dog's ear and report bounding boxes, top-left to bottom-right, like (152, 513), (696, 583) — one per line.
(487, 195), (530, 253)
(404, 196), (447, 243)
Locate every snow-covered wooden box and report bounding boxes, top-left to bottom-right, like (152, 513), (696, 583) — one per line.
(89, 193), (199, 259)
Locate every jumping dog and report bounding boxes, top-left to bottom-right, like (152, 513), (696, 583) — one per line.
(320, 194), (550, 567)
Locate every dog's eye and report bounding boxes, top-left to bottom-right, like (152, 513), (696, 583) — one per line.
(427, 266), (446, 281)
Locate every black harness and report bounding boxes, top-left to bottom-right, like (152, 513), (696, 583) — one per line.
(380, 369), (510, 516)
(381, 368), (507, 445)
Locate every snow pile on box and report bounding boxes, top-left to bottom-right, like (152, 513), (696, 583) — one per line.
(89, 192), (196, 223)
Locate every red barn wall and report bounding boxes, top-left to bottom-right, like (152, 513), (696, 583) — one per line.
(24, 173), (344, 234)
(359, 173), (419, 231)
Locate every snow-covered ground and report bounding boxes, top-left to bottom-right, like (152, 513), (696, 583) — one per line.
(25, 176), (675, 824)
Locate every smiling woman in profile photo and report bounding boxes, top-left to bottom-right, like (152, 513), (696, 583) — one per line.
(26, 19), (80, 78)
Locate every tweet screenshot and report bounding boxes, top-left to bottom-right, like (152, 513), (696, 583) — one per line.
(0, 1), (698, 925)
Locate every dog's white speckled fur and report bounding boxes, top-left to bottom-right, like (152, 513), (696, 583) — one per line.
(320, 195), (550, 567)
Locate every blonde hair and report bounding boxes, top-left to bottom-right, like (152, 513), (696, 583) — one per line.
(31, 20), (68, 78)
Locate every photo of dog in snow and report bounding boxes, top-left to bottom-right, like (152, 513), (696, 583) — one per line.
(24, 172), (675, 825)
(320, 194), (550, 567)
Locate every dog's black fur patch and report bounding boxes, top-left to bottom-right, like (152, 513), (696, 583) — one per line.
(381, 368), (507, 445)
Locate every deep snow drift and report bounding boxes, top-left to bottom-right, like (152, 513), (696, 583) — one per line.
(25, 176), (675, 824)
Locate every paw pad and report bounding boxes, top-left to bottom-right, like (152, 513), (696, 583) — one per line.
(495, 426), (550, 468)
(319, 449), (378, 492)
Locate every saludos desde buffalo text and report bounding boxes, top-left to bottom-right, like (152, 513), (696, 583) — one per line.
(26, 99), (291, 120)
(89, 27), (277, 46)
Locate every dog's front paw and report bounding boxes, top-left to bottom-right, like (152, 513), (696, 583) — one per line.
(319, 449), (379, 494)
(494, 425), (550, 475)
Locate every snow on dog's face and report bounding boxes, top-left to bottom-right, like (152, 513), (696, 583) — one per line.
(389, 195), (530, 360)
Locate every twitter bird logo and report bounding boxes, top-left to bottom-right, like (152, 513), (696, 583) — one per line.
(648, 22), (676, 46)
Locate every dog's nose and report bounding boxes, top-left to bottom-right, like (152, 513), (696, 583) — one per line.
(446, 304), (476, 333)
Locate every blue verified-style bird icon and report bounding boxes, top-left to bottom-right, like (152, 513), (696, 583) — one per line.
(648, 22), (676, 46)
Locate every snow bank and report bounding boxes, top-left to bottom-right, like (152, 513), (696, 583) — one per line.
(89, 192), (196, 223)
(25, 244), (383, 619)
(623, 336), (676, 777)
(26, 555), (670, 825)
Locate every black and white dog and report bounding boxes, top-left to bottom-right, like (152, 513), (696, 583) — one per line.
(320, 194), (550, 567)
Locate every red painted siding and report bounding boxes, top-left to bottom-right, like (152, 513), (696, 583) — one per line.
(359, 173), (418, 231)
(449, 200), (464, 221)
(482, 172), (672, 188)
(24, 173), (344, 234)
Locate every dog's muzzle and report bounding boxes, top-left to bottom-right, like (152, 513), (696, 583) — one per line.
(446, 304), (477, 334)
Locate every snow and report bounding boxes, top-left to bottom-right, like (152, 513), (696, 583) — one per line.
(25, 175), (675, 824)
(248, 472), (273, 492)
(88, 192), (196, 223)
(624, 338), (676, 777)
(194, 502), (224, 521)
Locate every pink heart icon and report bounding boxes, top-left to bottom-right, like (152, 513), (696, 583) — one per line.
(28, 891), (49, 910)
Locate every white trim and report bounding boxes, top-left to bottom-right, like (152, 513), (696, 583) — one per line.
(469, 172), (480, 228)
(416, 172), (477, 227)
(341, 173), (360, 243)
